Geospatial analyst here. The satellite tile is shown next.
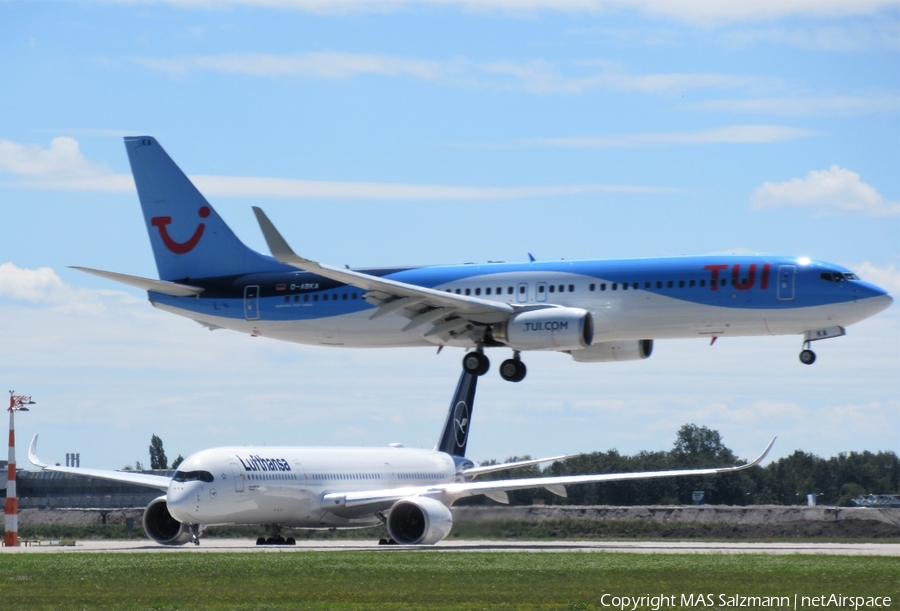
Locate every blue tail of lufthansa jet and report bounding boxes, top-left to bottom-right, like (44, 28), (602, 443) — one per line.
(124, 136), (285, 282)
(435, 370), (478, 457)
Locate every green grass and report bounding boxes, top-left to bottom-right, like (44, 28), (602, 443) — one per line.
(0, 552), (897, 610)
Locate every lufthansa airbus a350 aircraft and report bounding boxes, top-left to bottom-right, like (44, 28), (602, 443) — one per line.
(29, 371), (775, 546)
(75, 137), (892, 382)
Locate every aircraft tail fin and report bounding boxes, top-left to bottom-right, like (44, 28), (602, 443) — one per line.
(124, 136), (284, 281)
(435, 370), (478, 457)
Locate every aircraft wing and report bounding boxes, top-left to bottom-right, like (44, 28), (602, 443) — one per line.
(27, 434), (171, 492)
(253, 207), (517, 334)
(323, 438), (775, 510)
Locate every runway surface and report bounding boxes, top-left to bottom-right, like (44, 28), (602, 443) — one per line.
(4, 539), (899, 555)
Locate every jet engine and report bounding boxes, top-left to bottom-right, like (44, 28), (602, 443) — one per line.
(386, 497), (453, 545)
(569, 339), (654, 362)
(492, 308), (593, 351)
(142, 495), (194, 546)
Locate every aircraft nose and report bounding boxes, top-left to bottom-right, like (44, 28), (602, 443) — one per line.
(165, 483), (194, 521)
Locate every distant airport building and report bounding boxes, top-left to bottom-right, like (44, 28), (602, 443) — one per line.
(3, 466), (173, 509)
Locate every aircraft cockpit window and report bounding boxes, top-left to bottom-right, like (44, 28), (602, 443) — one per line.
(173, 470), (215, 483)
(821, 272), (859, 282)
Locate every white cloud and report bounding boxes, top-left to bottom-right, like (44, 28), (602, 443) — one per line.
(689, 95), (899, 116)
(192, 175), (673, 199)
(751, 165), (900, 217)
(104, 0), (898, 26)
(0, 137), (109, 178)
(0, 137), (672, 199)
(0, 263), (106, 314)
(721, 21), (900, 51)
(135, 52), (769, 96)
(849, 262), (900, 295)
(526, 125), (816, 148)
(135, 52), (445, 80)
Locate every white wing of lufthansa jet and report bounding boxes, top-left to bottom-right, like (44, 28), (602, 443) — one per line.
(322, 437), (776, 511)
(252, 206), (519, 330)
(28, 434), (171, 491)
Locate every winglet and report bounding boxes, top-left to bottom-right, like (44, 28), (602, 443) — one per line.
(28, 434), (49, 469)
(252, 207), (317, 270)
(747, 437), (777, 468)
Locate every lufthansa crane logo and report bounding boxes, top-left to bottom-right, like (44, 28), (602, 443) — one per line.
(151, 206), (210, 255)
(453, 401), (469, 448)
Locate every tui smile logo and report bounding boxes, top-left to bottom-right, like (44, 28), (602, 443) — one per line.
(151, 206), (210, 254)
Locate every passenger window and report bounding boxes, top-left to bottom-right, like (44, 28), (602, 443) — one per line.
(721, 278), (727, 286)
(304, 295), (309, 302)
(455, 289), (461, 294)
(342, 293), (348, 300)
(612, 283), (618, 290)
(622, 283), (628, 291)
(549, 285), (555, 293)
(284, 296), (290, 303)
(485, 287), (491, 295)
(559, 285), (564, 292)
(656, 281), (662, 289)
(294, 295), (300, 302)
(313, 294), (319, 302)
(645, 282), (651, 289)
(700, 280), (706, 287)
(601, 283), (606, 291)
(667, 281), (673, 288)
(323, 294), (329, 301)
(632, 282), (638, 290)
(465, 288), (471, 296)
(475, 288), (481, 296)
(508, 287), (514, 294)
(679, 280), (685, 288)
(519, 286), (525, 294)
(689, 280), (695, 287)
(589, 283), (595, 291)
(497, 287), (502, 294)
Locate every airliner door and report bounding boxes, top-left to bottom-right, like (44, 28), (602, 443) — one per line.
(244, 285), (260, 320)
(777, 265), (796, 301)
(536, 282), (548, 302)
(516, 282), (528, 303)
(229, 463), (244, 493)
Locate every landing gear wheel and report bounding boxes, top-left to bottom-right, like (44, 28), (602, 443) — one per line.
(462, 351), (490, 376)
(499, 358), (527, 383)
(799, 349), (816, 365)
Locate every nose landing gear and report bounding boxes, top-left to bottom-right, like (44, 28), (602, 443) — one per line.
(798, 325), (846, 365)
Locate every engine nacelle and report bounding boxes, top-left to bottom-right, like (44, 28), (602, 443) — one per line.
(142, 496), (194, 546)
(386, 497), (453, 545)
(492, 307), (593, 351)
(569, 339), (654, 362)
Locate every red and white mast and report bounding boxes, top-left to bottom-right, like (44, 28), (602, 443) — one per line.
(5, 392), (33, 547)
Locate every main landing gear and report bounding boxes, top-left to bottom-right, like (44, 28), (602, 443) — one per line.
(462, 349), (527, 382)
(256, 524), (296, 546)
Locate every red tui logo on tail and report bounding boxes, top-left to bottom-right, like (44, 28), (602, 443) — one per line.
(151, 206), (210, 254)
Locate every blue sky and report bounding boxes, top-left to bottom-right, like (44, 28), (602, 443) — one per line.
(1, 1), (898, 478)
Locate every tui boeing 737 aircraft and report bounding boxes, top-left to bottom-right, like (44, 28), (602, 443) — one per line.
(74, 137), (892, 382)
(29, 371), (775, 546)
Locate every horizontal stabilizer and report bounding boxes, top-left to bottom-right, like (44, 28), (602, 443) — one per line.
(71, 266), (204, 297)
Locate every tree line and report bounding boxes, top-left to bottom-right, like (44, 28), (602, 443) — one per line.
(466, 424), (899, 507)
